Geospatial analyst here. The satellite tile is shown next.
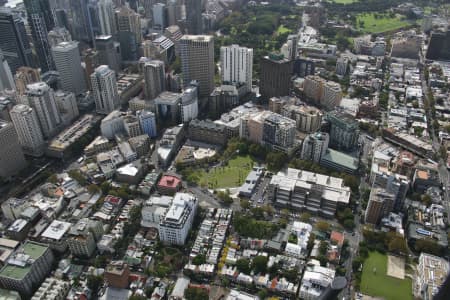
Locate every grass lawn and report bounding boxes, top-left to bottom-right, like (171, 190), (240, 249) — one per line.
(197, 155), (256, 188)
(356, 13), (410, 33)
(360, 252), (413, 300)
(277, 25), (292, 35)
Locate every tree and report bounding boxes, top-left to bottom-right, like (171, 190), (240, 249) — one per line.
(319, 241), (328, 256)
(87, 275), (103, 293)
(388, 236), (408, 255)
(240, 199), (250, 210)
(192, 254), (206, 265)
(251, 256), (268, 274)
(257, 289), (268, 300)
(68, 170), (87, 186)
(414, 239), (443, 256)
(88, 184), (100, 195)
(100, 181), (111, 194)
(236, 258), (251, 274)
(343, 219), (355, 230)
(266, 151), (287, 172)
(316, 221), (330, 232)
(300, 212), (311, 222)
(47, 174), (58, 184)
(217, 190), (233, 206)
(129, 295), (147, 300)
(184, 287), (209, 300)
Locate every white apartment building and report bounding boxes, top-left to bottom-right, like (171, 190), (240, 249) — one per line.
(220, 44), (253, 93)
(26, 82), (61, 138)
(101, 110), (124, 140)
(51, 41), (86, 95)
(98, 0), (116, 36)
(10, 104), (45, 156)
(299, 262), (336, 300)
(91, 65), (119, 115)
(159, 193), (198, 245)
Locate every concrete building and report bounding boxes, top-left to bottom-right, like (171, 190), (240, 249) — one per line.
(51, 41), (86, 95)
(91, 65), (119, 114)
(159, 193), (198, 245)
(0, 9), (33, 73)
(26, 82), (61, 138)
(31, 277), (69, 300)
(188, 119), (228, 146)
(123, 115), (141, 138)
(303, 76), (342, 110)
(299, 263), (336, 300)
(95, 35), (121, 73)
(281, 103), (323, 133)
(1, 198), (30, 221)
(155, 91), (182, 125)
(152, 3), (167, 30)
(335, 57), (348, 76)
(416, 253), (449, 300)
(47, 27), (71, 48)
(220, 45), (253, 93)
(143, 60), (165, 100)
(67, 218), (103, 257)
(301, 132), (329, 163)
(180, 35), (214, 97)
(364, 188), (395, 225)
(53, 91), (79, 126)
(115, 6), (141, 61)
(10, 104), (45, 156)
(97, 0), (116, 36)
(181, 85), (198, 123)
(137, 110), (157, 138)
(158, 125), (185, 167)
(268, 168), (351, 217)
(14, 67), (41, 95)
(262, 113), (296, 152)
(101, 110), (124, 140)
(40, 220), (71, 253)
(0, 241), (54, 298)
(0, 120), (26, 178)
(326, 110), (359, 151)
(0, 51), (15, 92)
(260, 53), (293, 100)
(186, 0), (203, 35)
(164, 25), (183, 54)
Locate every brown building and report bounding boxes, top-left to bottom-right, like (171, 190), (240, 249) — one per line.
(364, 188), (395, 225)
(260, 53), (293, 101)
(188, 119), (228, 146)
(358, 100), (379, 119)
(157, 175), (182, 195)
(82, 48), (99, 90)
(14, 67), (40, 95)
(105, 261), (130, 289)
(392, 151), (416, 178)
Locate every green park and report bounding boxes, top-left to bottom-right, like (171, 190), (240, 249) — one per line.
(360, 252), (413, 300)
(356, 12), (410, 33)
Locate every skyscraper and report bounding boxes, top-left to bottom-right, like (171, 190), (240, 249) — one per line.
(69, 0), (94, 43)
(220, 44), (253, 93)
(82, 48), (99, 90)
(0, 8), (34, 73)
(152, 3), (167, 31)
(98, 0), (116, 36)
(143, 60), (165, 100)
(95, 35), (121, 73)
(26, 82), (61, 138)
(24, 0), (55, 72)
(52, 41), (86, 95)
(10, 104), (45, 156)
(0, 51), (15, 91)
(115, 6), (141, 61)
(180, 35), (214, 98)
(0, 120), (27, 178)
(326, 110), (359, 151)
(186, 0), (202, 34)
(260, 53), (293, 100)
(90, 65), (119, 114)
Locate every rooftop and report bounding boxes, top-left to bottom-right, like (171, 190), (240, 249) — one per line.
(158, 175), (181, 189)
(41, 220), (72, 241)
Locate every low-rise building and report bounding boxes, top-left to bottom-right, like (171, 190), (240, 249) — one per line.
(188, 119), (228, 146)
(40, 220), (72, 252)
(416, 253), (449, 299)
(299, 261), (335, 300)
(0, 241), (54, 298)
(31, 277), (70, 300)
(157, 175), (182, 195)
(104, 261), (130, 289)
(67, 218), (103, 257)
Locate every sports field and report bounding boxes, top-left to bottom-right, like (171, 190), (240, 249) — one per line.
(360, 252), (413, 300)
(329, 0), (359, 4)
(197, 155), (255, 188)
(356, 13), (410, 33)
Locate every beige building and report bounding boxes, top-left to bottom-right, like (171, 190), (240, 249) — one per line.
(180, 35), (214, 97)
(10, 104), (45, 157)
(303, 75), (342, 110)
